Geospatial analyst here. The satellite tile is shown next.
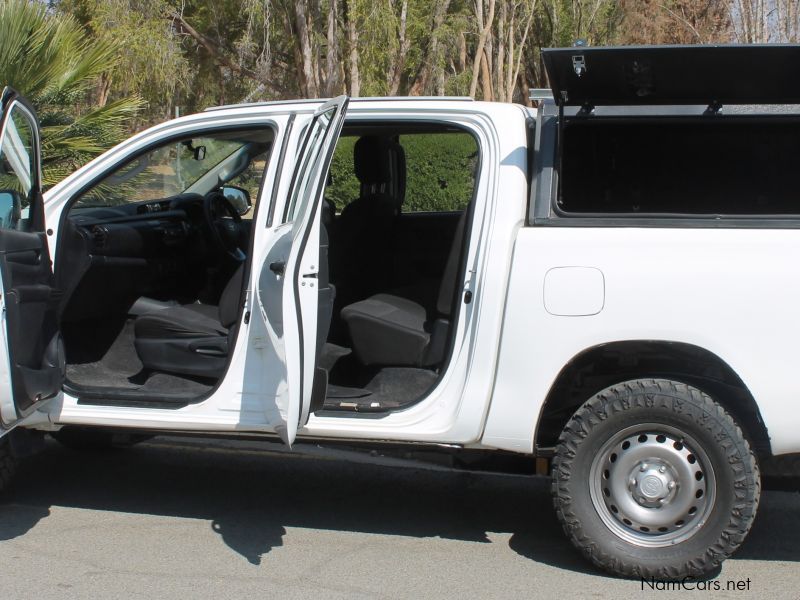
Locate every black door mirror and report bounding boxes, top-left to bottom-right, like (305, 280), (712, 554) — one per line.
(221, 185), (252, 216)
(0, 190), (22, 230)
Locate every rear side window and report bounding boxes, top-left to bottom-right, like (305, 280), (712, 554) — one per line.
(326, 131), (478, 213)
(400, 132), (478, 212)
(559, 118), (800, 216)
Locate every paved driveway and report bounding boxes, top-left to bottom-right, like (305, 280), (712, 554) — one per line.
(0, 437), (798, 599)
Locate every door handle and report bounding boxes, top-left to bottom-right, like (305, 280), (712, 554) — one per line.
(269, 260), (286, 276)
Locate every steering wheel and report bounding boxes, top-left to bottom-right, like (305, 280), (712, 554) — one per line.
(203, 190), (246, 262)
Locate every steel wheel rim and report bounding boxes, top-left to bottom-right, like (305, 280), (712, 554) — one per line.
(589, 423), (716, 548)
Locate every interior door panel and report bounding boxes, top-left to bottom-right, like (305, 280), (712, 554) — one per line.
(0, 90), (65, 426)
(0, 228), (63, 414)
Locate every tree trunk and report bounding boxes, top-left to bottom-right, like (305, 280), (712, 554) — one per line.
(388, 0), (410, 95)
(344, 0), (360, 97)
(294, 0), (319, 97)
(469, 0), (496, 99)
(495, 0), (506, 102)
(480, 48), (493, 101)
(509, 2), (535, 102)
(408, 0), (451, 96)
(97, 72), (112, 107)
(324, 0), (340, 96)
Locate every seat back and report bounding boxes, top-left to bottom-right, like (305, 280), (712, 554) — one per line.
(419, 208), (469, 367)
(218, 263), (245, 328)
(334, 136), (402, 304)
(435, 209), (468, 316)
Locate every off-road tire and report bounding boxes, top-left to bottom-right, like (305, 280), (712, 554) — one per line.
(0, 438), (18, 495)
(552, 379), (760, 579)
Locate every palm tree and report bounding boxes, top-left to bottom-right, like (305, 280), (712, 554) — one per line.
(0, 0), (143, 186)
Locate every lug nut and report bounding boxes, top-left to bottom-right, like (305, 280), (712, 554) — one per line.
(667, 481), (675, 490)
(659, 466), (666, 473)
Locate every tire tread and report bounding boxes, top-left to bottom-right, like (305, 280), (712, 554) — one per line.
(551, 378), (760, 579)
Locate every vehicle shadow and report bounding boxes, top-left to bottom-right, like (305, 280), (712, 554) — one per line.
(2, 438), (798, 573)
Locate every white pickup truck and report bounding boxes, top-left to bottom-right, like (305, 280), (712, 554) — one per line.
(0, 44), (795, 578)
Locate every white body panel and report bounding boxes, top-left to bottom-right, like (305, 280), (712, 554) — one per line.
(485, 226), (800, 455)
(15, 97), (794, 460)
(34, 100), (529, 449)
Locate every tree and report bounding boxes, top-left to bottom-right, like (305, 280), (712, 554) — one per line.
(615, 0), (731, 44)
(730, 0), (800, 43)
(58, 0), (190, 120)
(0, 0), (142, 185)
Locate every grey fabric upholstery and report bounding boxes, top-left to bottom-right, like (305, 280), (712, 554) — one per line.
(135, 303), (226, 339)
(436, 209), (467, 315)
(354, 136), (393, 186)
(340, 294), (430, 366)
(133, 264), (245, 377)
(341, 210), (469, 367)
(333, 135), (402, 304)
(218, 264), (245, 328)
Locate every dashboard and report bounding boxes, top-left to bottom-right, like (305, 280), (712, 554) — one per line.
(59, 192), (249, 323)
(68, 193), (208, 258)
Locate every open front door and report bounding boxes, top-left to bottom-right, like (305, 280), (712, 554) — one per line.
(0, 88), (64, 435)
(256, 96), (348, 444)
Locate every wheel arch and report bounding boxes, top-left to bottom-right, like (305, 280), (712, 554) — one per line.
(534, 340), (771, 458)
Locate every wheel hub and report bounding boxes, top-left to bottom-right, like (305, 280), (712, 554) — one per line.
(589, 425), (716, 548)
(629, 460), (677, 507)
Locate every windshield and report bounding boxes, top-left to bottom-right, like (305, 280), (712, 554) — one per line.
(74, 137), (250, 208)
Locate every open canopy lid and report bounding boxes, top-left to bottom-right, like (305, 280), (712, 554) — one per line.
(542, 44), (800, 107)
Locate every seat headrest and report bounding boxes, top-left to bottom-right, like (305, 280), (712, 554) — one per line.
(354, 136), (392, 185)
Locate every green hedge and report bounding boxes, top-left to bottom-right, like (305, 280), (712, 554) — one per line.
(326, 132), (478, 213)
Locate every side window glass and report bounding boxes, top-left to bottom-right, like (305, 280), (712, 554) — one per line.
(0, 104), (37, 230)
(325, 137), (358, 213)
(284, 107), (336, 223)
(224, 147), (271, 218)
(323, 132), (479, 215)
(400, 133), (478, 213)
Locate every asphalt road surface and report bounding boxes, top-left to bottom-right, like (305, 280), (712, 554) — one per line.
(0, 436), (798, 599)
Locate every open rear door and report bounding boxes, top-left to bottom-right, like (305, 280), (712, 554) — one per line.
(0, 88), (64, 436)
(255, 96), (348, 444)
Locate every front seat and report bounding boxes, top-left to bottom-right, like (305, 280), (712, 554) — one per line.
(133, 213), (337, 380)
(133, 265), (245, 378)
(340, 209), (468, 367)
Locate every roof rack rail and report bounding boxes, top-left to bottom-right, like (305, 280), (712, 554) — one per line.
(350, 96), (473, 102)
(204, 96), (474, 112)
(529, 88), (554, 102)
(204, 98), (324, 112)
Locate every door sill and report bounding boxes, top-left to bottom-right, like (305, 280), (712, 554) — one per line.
(63, 381), (194, 409)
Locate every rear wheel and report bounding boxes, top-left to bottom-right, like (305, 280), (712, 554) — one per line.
(552, 379), (760, 579)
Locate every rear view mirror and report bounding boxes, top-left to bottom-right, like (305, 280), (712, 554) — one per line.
(0, 190), (22, 230)
(194, 146), (207, 161)
(221, 185), (251, 216)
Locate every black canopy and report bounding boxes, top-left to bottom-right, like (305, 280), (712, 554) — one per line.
(542, 45), (800, 107)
